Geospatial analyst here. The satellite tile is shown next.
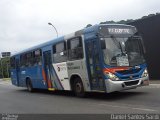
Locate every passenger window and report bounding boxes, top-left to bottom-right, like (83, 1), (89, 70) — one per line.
(20, 54), (27, 67)
(67, 37), (83, 60)
(20, 49), (42, 67)
(10, 57), (16, 69)
(33, 49), (42, 66)
(26, 52), (32, 66)
(53, 41), (67, 63)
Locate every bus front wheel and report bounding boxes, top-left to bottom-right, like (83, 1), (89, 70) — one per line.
(73, 78), (85, 97)
(26, 79), (34, 92)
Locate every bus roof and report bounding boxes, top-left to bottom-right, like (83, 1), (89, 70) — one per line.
(12, 24), (135, 56)
(12, 36), (64, 56)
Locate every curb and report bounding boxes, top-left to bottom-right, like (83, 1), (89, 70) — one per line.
(0, 79), (11, 85)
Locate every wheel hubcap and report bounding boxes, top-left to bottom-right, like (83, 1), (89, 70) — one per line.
(76, 83), (81, 93)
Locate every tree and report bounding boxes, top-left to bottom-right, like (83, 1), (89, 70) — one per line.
(86, 24), (92, 28)
(98, 12), (160, 26)
(0, 57), (10, 78)
(118, 20), (126, 24)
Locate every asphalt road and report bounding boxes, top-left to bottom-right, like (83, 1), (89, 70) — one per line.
(0, 80), (160, 114)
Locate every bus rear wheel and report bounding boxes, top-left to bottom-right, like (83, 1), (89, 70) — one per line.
(26, 79), (34, 92)
(73, 78), (85, 97)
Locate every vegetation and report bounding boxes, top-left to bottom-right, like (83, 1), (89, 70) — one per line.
(86, 12), (160, 27)
(0, 57), (10, 78)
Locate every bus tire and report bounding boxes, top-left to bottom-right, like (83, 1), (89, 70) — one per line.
(26, 79), (34, 92)
(73, 77), (85, 97)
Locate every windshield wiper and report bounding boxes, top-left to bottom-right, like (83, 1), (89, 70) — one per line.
(119, 42), (126, 56)
(111, 35), (126, 56)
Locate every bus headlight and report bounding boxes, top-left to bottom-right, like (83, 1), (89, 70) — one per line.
(105, 72), (119, 81)
(142, 69), (148, 78)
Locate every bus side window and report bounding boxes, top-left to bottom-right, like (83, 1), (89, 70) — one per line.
(20, 54), (26, 68)
(53, 41), (67, 63)
(67, 37), (83, 60)
(33, 49), (42, 66)
(10, 57), (16, 69)
(26, 52), (32, 67)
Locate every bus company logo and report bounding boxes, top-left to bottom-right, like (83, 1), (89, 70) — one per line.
(129, 76), (133, 79)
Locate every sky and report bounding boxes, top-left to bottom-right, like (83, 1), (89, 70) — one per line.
(0, 0), (160, 54)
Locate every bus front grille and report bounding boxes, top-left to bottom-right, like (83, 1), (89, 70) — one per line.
(124, 80), (139, 86)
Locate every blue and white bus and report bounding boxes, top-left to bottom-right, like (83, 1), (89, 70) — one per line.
(10, 24), (149, 97)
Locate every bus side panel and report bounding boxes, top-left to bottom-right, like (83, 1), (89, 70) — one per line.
(11, 55), (21, 87)
(52, 62), (70, 90)
(29, 66), (47, 89)
(67, 60), (91, 92)
(18, 67), (26, 87)
(10, 69), (19, 86)
(18, 66), (47, 89)
(34, 66), (47, 89)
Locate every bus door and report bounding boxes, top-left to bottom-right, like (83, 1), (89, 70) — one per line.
(15, 58), (20, 86)
(43, 50), (53, 89)
(85, 39), (105, 91)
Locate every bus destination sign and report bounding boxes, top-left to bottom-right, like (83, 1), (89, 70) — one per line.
(108, 28), (133, 34)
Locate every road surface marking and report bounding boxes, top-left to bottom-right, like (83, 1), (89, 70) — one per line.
(132, 107), (157, 112)
(146, 84), (160, 88)
(98, 103), (158, 112)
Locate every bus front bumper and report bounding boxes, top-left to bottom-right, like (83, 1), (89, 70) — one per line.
(105, 77), (149, 93)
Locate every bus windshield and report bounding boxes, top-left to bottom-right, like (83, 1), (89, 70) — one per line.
(101, 36), (146, 67)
